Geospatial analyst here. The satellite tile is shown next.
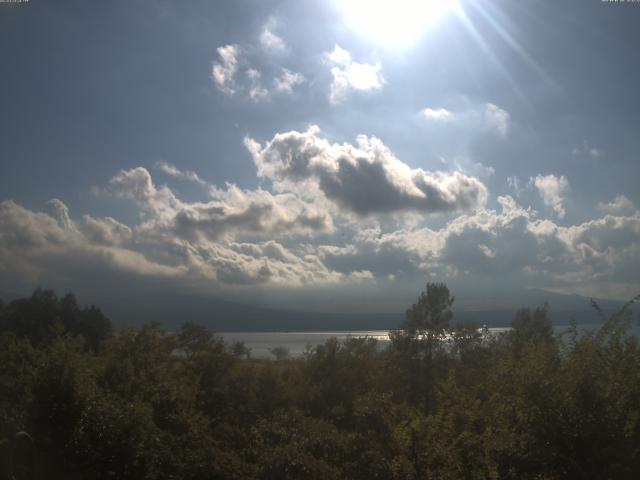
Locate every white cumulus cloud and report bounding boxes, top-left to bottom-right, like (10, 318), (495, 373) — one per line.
(324, 45), (384, 104)
(211, 44), (239, 95)
(531, 174), (570, 219)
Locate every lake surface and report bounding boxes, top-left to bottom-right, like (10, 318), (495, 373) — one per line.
(221, 330), (393, 358)
(221, 323), (639, 358)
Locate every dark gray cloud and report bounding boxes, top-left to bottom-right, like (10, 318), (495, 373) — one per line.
(246, 126), (488, 216)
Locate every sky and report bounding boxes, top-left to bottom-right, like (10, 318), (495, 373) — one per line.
(1, 0), (639, 315)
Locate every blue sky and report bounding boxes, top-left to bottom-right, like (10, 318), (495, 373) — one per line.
(1, 0), (639, 312)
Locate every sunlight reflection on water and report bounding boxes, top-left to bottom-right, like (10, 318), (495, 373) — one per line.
(221, 323), (639, 359)
(222, 327), (497, 359)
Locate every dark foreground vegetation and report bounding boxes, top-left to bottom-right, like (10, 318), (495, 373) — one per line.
(1, 285), (640, 479)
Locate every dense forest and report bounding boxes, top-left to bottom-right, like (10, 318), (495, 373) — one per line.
(1, 285), (640, 479)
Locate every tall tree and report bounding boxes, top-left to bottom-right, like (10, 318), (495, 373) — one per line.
(403, 282), (455, 335)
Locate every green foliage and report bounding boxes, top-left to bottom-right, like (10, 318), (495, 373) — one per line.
(177, 321), (214, 355)
(508, 303), (554, 351)
(230, 340), (251, 359)
(0, 289), (112, 351)
(1, 287), (640, 479)
(269, 346), (290, 361)
(0, 334), (40, 447)
(403, 282), (454, 335)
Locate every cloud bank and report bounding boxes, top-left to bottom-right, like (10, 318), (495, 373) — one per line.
(0, 128), (637, 301)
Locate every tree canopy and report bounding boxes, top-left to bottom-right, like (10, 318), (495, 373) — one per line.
(403, 282), (454, 335)
(1, 286), (640, 479)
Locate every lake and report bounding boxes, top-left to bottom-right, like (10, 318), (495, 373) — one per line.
(220, 323), (639, 358)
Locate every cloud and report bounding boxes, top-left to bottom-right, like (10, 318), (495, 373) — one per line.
(212, 34), (304, 101)
(211, 44), (239, 95)
(197, 241), (337, 286)
(450, 157), (495, 179)
(531, 174), (569, 218)
(246, 68), (261, 79)
(599, 195), (636, 216)
(0, 199), (183, 288)
(0, 191), (346, 291)
(506, 176), (526, 197)
(109, 167), (332, 241)
(80, 215), (132, 246)
(420, 103), (510, 137)
(317, 193), (640, 298)
(156, 162), (208, 187)
(260, 28), (286, 52)
(223, 240), (373, 286)
(109, 166), (180, 220)
(320, 226), (442, 278)
(421, 108), (454, 121)
(245, 126), (488, 216)
(440, 197), (545, 277)
(1, 127), (636, 300)
(1, 177), (639, 299)
(44, 198), (75, 231)
(243, 68), (268, 101)
(572, 140), (603, 158)
(484, 103), (510, 137)
(274, 68), (305, 93)
(324, 45), (384, 104)
(559, 211), (640, 290)
(249, 85), (269, 101)
(99, 167), (360, 288)
(172, 186), (333, 242)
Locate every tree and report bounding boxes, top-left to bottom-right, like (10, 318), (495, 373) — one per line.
(403, 282), (455, 335)
(509, 303), (554, 350)
(0, 289), (112, 351)
(176, 321), (213, 354)
(270, 346), (290, 361)
(231, 340), (251, 359)
(59, 293), (112, 351)
(388, 283), (456, 412)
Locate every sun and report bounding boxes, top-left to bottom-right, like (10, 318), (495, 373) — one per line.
(336, 0), (459, 47)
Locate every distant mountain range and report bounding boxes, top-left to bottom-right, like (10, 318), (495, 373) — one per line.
(1, 287), (635, 332)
